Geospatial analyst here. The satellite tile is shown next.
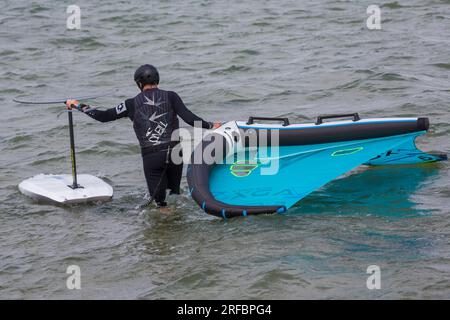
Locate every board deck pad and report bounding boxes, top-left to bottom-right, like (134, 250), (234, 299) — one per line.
(19, 174), (113, 204)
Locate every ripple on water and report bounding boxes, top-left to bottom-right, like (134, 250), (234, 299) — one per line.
(431, 63), (450, 70)
(49, 36), (106, 50)
(234, 49), (260, 56)
(209, 65), (252, 75)
(381, 2), (405, 9)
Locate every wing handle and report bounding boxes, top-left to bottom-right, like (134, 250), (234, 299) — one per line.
(247, 116), (290, 126)
(315, 113), (360, 125)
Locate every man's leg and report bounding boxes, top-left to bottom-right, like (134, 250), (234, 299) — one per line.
(167, 162), (183, 195)
(142, 151), (168, 206)
(167, 149), (183, 195)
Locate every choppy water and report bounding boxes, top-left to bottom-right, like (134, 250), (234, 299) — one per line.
(1, 0), (449, 299)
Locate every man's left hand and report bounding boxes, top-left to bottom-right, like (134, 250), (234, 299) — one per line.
(212, 122), (222, 129)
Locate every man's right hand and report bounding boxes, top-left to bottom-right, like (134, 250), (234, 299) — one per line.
(66, 100), (89, 112)
(65, 99), (79, 110)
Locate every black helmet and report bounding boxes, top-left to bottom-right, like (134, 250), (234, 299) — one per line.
(134, 64), (159, 86)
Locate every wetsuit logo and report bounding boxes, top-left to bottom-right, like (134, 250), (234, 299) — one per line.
(133, 90), (174, 148)
(115, 102), (126, 114)
(143, 96), (168, 145)
(149, 112), (166, 122)
(144, 96), (164, 108)
(146, 112), (168, 145)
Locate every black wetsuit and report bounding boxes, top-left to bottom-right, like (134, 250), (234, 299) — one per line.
(84, 88), (212, 206)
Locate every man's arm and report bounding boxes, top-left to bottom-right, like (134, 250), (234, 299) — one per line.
(66, 99), (131, 122)
(84, 101), (130, 122)
(170, 92), (213, 129)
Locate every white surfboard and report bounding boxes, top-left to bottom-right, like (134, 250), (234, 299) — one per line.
(19, 174), (113, 204)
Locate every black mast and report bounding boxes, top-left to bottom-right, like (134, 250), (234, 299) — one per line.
(67, 109), (81, 189)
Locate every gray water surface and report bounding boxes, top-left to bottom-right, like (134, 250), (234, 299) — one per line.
(0, 0), (449, 299)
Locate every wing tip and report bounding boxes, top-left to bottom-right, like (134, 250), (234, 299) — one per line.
(417, 117), (429, 131)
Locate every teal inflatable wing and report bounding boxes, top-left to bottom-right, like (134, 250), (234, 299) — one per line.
(209, 133), (424, 209)
(187, 115), (446, 218)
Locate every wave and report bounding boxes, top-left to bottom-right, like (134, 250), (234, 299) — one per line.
(381, 2), (404, 9)
(432, 63), (450, 70)
(209, 65), (251, 75)
(49, 36), (106, 50)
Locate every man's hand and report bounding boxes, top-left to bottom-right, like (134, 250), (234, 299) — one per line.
(66, 99), (89, 112)
(65, 99), (79, 110)
(212, 122), (222, 129)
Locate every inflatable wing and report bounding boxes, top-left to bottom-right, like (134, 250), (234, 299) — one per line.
(187, 115), (446, 218)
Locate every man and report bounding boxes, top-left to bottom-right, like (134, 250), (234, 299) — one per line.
(66, 64), (220, 207)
